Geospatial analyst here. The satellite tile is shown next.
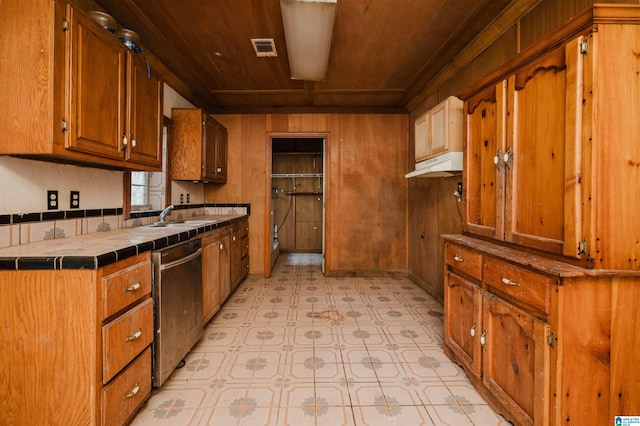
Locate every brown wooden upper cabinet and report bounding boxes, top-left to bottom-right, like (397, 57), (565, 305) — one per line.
(464, 46), (570, 256)
(463, 9), (640, 270)
(171, 109), (228, 183)
(0, 0), (162, 171)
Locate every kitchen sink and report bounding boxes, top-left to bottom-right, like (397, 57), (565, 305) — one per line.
(147, 219), (219, 228)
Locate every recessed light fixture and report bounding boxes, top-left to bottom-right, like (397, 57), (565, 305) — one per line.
(280, 0), (337, 81)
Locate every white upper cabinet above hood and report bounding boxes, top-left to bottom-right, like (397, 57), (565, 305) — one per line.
(407, 96), (463, 178)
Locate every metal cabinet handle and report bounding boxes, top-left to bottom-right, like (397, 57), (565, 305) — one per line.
(130, 136), (137, 152)
(501, 276), (520, 287)
(219, 242), (223, 251)
(125, 329), (142, 343)
(493, 149), (502, 170)
(122, 133), (128, 151)
(233, 236), (236, 242)
(124, 282), (141, 293)
(454, 255), (465, 263)
(122, 383), (140, 400)
(470, 323), (476, 337)
(503, 147), (513, 169)
(480, 330), (487, 346)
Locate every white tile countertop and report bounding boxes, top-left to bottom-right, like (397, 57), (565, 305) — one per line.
(0, 214), (247, 270)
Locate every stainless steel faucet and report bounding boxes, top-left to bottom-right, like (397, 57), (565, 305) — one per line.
(158, 205), (174, 222)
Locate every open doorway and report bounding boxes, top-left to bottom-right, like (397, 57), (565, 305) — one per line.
(270, 137), (325, 272)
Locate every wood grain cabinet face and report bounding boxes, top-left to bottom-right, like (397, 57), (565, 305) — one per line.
(66, 5), (162, 170)
(0, 2), (161, 170)
(482, 293), (550, 426)
(444, 270), (482, 378)
(171, 109), (228, 183)
(464, 42), (580, 256)
(444, 242), (551, 425)
(414, 96), (463, 163)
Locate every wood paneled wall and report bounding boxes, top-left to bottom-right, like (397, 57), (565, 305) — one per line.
(207, 113), (408, 277)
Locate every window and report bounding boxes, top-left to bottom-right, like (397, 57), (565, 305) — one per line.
(131, 171), (149, 210)
(123, 116), (172, 218)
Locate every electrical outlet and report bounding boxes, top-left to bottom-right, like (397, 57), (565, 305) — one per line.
(70, 191), (80, 209)
(47, 190), (58, 210)
(180, 194), (184, 204)
(187, 193), (191, 203)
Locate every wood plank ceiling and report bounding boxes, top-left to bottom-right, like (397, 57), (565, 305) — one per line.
(94, 0), (514, 113)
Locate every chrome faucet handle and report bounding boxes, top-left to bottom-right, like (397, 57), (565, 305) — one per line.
(159, 205), (175, 222)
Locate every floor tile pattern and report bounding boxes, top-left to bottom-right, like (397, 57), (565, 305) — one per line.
(132, 253), (510, 425)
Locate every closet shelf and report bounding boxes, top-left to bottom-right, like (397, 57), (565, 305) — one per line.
(285, 192), (324, 196)
(271, 173), (323, 178)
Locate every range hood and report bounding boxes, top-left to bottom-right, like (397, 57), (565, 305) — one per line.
(405, 151), (463, 178)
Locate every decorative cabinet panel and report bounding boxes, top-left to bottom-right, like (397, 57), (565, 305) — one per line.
(482, 293), (550, 426)
(463, 6), (640, 269)
(464, 45), (573, 255)
(444, 271), (482, 378)
(0, 252), (153, 425)
(171, 109), (228, 183)
(443, 234), (625, 426)
(0, 1), (162, 171)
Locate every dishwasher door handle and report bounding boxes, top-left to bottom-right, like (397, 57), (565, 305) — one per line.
(159, 248), (203, 271)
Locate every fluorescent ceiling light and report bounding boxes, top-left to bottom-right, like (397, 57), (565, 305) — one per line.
(280, 0), (337, 81)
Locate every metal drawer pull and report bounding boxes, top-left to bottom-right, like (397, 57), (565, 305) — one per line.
(480, 330), (487, 346)
(122, 383), (140, 400)
(124, 282), (141, 293)
(470, 323), (476, 337)
(454, 255), (465, 262)
(501, 276), (520, 287)
(125, 329), (142, 343)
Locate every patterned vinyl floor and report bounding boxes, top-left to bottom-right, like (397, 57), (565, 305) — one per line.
(131, 253), (510, 425)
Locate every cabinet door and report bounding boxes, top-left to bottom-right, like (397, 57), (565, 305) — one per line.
(482, 293), (550, 426)
(214, 122), (228, 182)
(414, 113), (428, 162)
(67, 9), (126, 160)
(219, 232), (231, 302)
(126, 53), (162, 169)
(505, 47), (568, 254)
(444, 271), (482, 378)
(203, 116), (218, 179)
(202, 234), (222, 323)
(230, 225), (242, 292)
(464, 82), (506, 240)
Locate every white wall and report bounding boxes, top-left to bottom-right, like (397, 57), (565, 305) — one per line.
(0, 156), (123, 215)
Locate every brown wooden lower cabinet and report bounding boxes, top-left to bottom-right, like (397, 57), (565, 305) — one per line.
(202, 219), (249, 324)
(443, 234), (637, 425)
(0, 252), (153, 425)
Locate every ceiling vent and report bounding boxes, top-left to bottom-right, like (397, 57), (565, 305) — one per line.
(251, 38), (277, 57)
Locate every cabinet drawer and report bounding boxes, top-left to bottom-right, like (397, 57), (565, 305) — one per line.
(102, 298), (154, 383)
(241, 235), (249, 258)
(445, 243), (482, 280)
(484, 257), (552, 314)
(102, 347), (152, 426)
(102, 260), (152, 320)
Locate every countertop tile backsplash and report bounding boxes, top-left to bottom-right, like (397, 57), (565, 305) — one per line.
(0, 204), (249, 250)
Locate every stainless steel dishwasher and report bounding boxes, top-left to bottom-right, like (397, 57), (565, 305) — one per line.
(152, 239), (203, 387)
